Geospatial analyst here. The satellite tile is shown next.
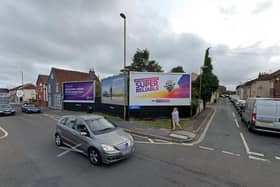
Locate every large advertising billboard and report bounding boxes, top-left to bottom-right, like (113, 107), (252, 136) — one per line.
(101, 74), (128, 105)
(129, 72), (191, 106)
(63, 81), (95, 103)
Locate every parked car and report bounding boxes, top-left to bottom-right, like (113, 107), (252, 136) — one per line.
(0, 103), (16, 116)
(229, 95), (240, 106)
(55, 114), (135, 165)
(236, 99), (246, 116)
(241, 98), (280, 133)
(21, 103), (41, 113)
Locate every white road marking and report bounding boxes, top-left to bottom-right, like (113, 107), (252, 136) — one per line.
(42, 113), (59, 121)
(191, 108), (217, 145)
(275, 156), (280, 160)
(57, 143), (82, 157)
(222, 150), (240, 157)
(199, 146), (214, 151)
(240, 132), (250, 154)
(181, 143), (194, 146)
(169, 133), (188, 140)
(249, 152), (264, 157)
(0, 126), (8, 140)
(248, 155), (270, 163)
(232, 112), (236, 118)
(240, 132), (265, 157)
(148, 138), (154, 143)
(234, 119), (240, 128)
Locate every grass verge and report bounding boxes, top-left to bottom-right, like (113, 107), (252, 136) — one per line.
(64, 110), (190, 129)
(130, 118), (190, 129)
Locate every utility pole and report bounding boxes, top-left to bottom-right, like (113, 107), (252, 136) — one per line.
(120, 12), (127, 120)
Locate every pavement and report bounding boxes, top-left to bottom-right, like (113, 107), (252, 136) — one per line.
(115, 107), (215, 143)
(39, 105), (215, 143)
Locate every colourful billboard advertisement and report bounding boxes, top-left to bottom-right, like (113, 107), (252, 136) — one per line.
(101, 74), (128, 105)
(129, 72), (191, 106)
(63, 81), (95, 103)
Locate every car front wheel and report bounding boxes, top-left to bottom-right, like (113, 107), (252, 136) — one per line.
(88, 148), (102, 165)
(55, 134), (63, 146)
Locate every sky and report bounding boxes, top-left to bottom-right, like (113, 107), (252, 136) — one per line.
(1, 0), (280, 90)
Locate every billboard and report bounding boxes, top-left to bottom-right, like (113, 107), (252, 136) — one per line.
(101, 74), (127, 105)
(63, 81), (95, 103)
(129, 72), (191, 106)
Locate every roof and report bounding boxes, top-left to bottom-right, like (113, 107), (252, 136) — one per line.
(37, 74), (49, 84)
(257, 74), (273, 81)
(50, 67), (97, 89)
(271, 69), (280, 76)
(22, 84), (36, 89)
(9, 83), (36, 91)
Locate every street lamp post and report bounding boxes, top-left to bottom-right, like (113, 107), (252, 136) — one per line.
(120, 12), (127, 120)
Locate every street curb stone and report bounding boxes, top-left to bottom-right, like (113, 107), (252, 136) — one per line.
(124, 107), (215, 143)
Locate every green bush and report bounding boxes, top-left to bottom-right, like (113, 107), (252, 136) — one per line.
(191, 98), (199, 116)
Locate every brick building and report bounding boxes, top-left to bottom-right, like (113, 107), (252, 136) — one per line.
(36, 74), (49, 107)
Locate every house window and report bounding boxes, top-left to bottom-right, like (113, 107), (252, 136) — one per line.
(56, 83), (59, 93)
(51, 73), (54, 79)
(48, 84), (51, 93)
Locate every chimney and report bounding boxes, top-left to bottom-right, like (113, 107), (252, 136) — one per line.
(89, 68), (96, 80)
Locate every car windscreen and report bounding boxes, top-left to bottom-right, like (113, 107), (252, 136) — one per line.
(86, 118), (116, 134)
(24, 104), (37, 108)
(0, 104), (11, 109)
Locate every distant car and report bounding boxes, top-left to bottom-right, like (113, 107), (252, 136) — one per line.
(236, 99), (246, 116)
(55, 114), (135, 165)
(241, 98), (280, 133)
(0, 103), (16, 116)
(21, 103), (41, 113)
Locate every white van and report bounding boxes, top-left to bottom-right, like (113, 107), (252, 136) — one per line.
(241, 98), (280, 133)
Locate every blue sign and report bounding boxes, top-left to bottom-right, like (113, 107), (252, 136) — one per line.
(129, 105), (141, 110)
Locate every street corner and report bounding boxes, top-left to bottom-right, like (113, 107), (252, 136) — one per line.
(169, 130), (196, 142)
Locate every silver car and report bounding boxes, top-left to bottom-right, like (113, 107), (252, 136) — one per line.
(55, 114), (135, 165)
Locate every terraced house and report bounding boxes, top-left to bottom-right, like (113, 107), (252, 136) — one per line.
(237, 70), (280, 99)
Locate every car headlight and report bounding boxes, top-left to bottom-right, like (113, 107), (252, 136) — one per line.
(101, 144), (119, 153)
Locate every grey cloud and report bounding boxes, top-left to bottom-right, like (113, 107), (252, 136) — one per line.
(252, 0), (273, 14)
(0, 0), (279, 92)
(212, 44), (280, 90)
(219, 5), (237, 16)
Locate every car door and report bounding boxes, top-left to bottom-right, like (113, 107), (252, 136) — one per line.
(71, 119), (91, 152)
(60, 116), (77, 145)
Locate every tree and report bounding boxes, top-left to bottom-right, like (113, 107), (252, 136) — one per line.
(195, 48), (219, 109)
(170, 66), (185, 73)
(95, 81), (101, 97)
(122, 49), (163, 72)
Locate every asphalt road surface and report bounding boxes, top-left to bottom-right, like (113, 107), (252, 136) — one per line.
(1, 100), (280, 187)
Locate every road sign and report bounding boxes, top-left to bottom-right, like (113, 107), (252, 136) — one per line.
(16, 90), (24, 97)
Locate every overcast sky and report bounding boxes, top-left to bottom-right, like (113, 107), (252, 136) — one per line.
(1, 0), (280, 90)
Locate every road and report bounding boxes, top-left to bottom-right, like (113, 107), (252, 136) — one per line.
(0, 100), (280, 187)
